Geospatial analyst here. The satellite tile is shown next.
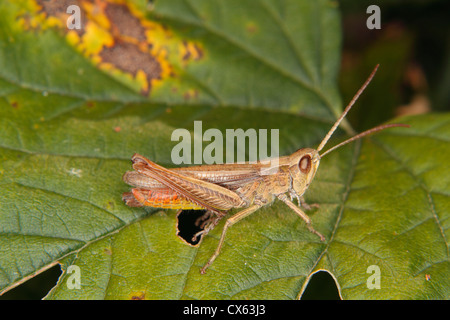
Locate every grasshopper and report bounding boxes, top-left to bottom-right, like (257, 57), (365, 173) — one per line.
(122, 65), (408, 274)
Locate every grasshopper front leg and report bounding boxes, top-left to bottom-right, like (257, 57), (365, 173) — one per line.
(201, 204), (262, 274)
(298, 195), (320, 211)
(277, 194), (325, 241)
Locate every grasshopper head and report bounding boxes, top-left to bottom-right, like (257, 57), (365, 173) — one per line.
(288, 148), (321, 197)
(284, 66), (409, 203)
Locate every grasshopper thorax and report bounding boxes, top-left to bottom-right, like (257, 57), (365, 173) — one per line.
(288, 148), (321, 197)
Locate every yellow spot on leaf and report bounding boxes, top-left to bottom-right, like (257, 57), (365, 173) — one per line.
(21, 0), (206, 97)
(79, 21), (114, 56)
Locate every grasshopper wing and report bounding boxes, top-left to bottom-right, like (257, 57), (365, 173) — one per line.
(123, 187), (205, 209)
(130, 154), (245, 212)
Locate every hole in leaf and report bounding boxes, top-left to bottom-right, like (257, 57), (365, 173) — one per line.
(176, 209), (208, 246)
(301, 270), (340, 300)
(0, 264), (62, 300)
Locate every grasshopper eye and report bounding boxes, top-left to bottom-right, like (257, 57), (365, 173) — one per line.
(298, 155), (311, 174)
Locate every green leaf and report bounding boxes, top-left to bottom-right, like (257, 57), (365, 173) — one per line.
(0, 0), (448, 300)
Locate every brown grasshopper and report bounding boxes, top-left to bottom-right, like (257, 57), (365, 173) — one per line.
(122, 65), (409, 274)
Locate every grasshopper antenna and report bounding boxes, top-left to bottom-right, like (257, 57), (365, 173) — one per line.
(319, 123), (409, 158)
(317, 64), (379, 153)
(316, 64), (409, 157)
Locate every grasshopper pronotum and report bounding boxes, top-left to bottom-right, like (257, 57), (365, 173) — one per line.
(122, 65), (409, 274)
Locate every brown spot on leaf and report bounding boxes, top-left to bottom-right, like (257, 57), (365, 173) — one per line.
(194, 44), (204, 60)
(86, 101), (95, 108)
(37, 0), (80, 16)
(182, 42), (191, 61)
(130, 291), (146, 300)
(246, 22), (259, 34)
(107, 200), (115, 209)
(104, 3), (146, 42)
(183, 89), (199, 100)
(100, 42), (162, 94)
(36, 0), (86, 35)
(181, 41), (204, 63)
(27, 0), (199, 96)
